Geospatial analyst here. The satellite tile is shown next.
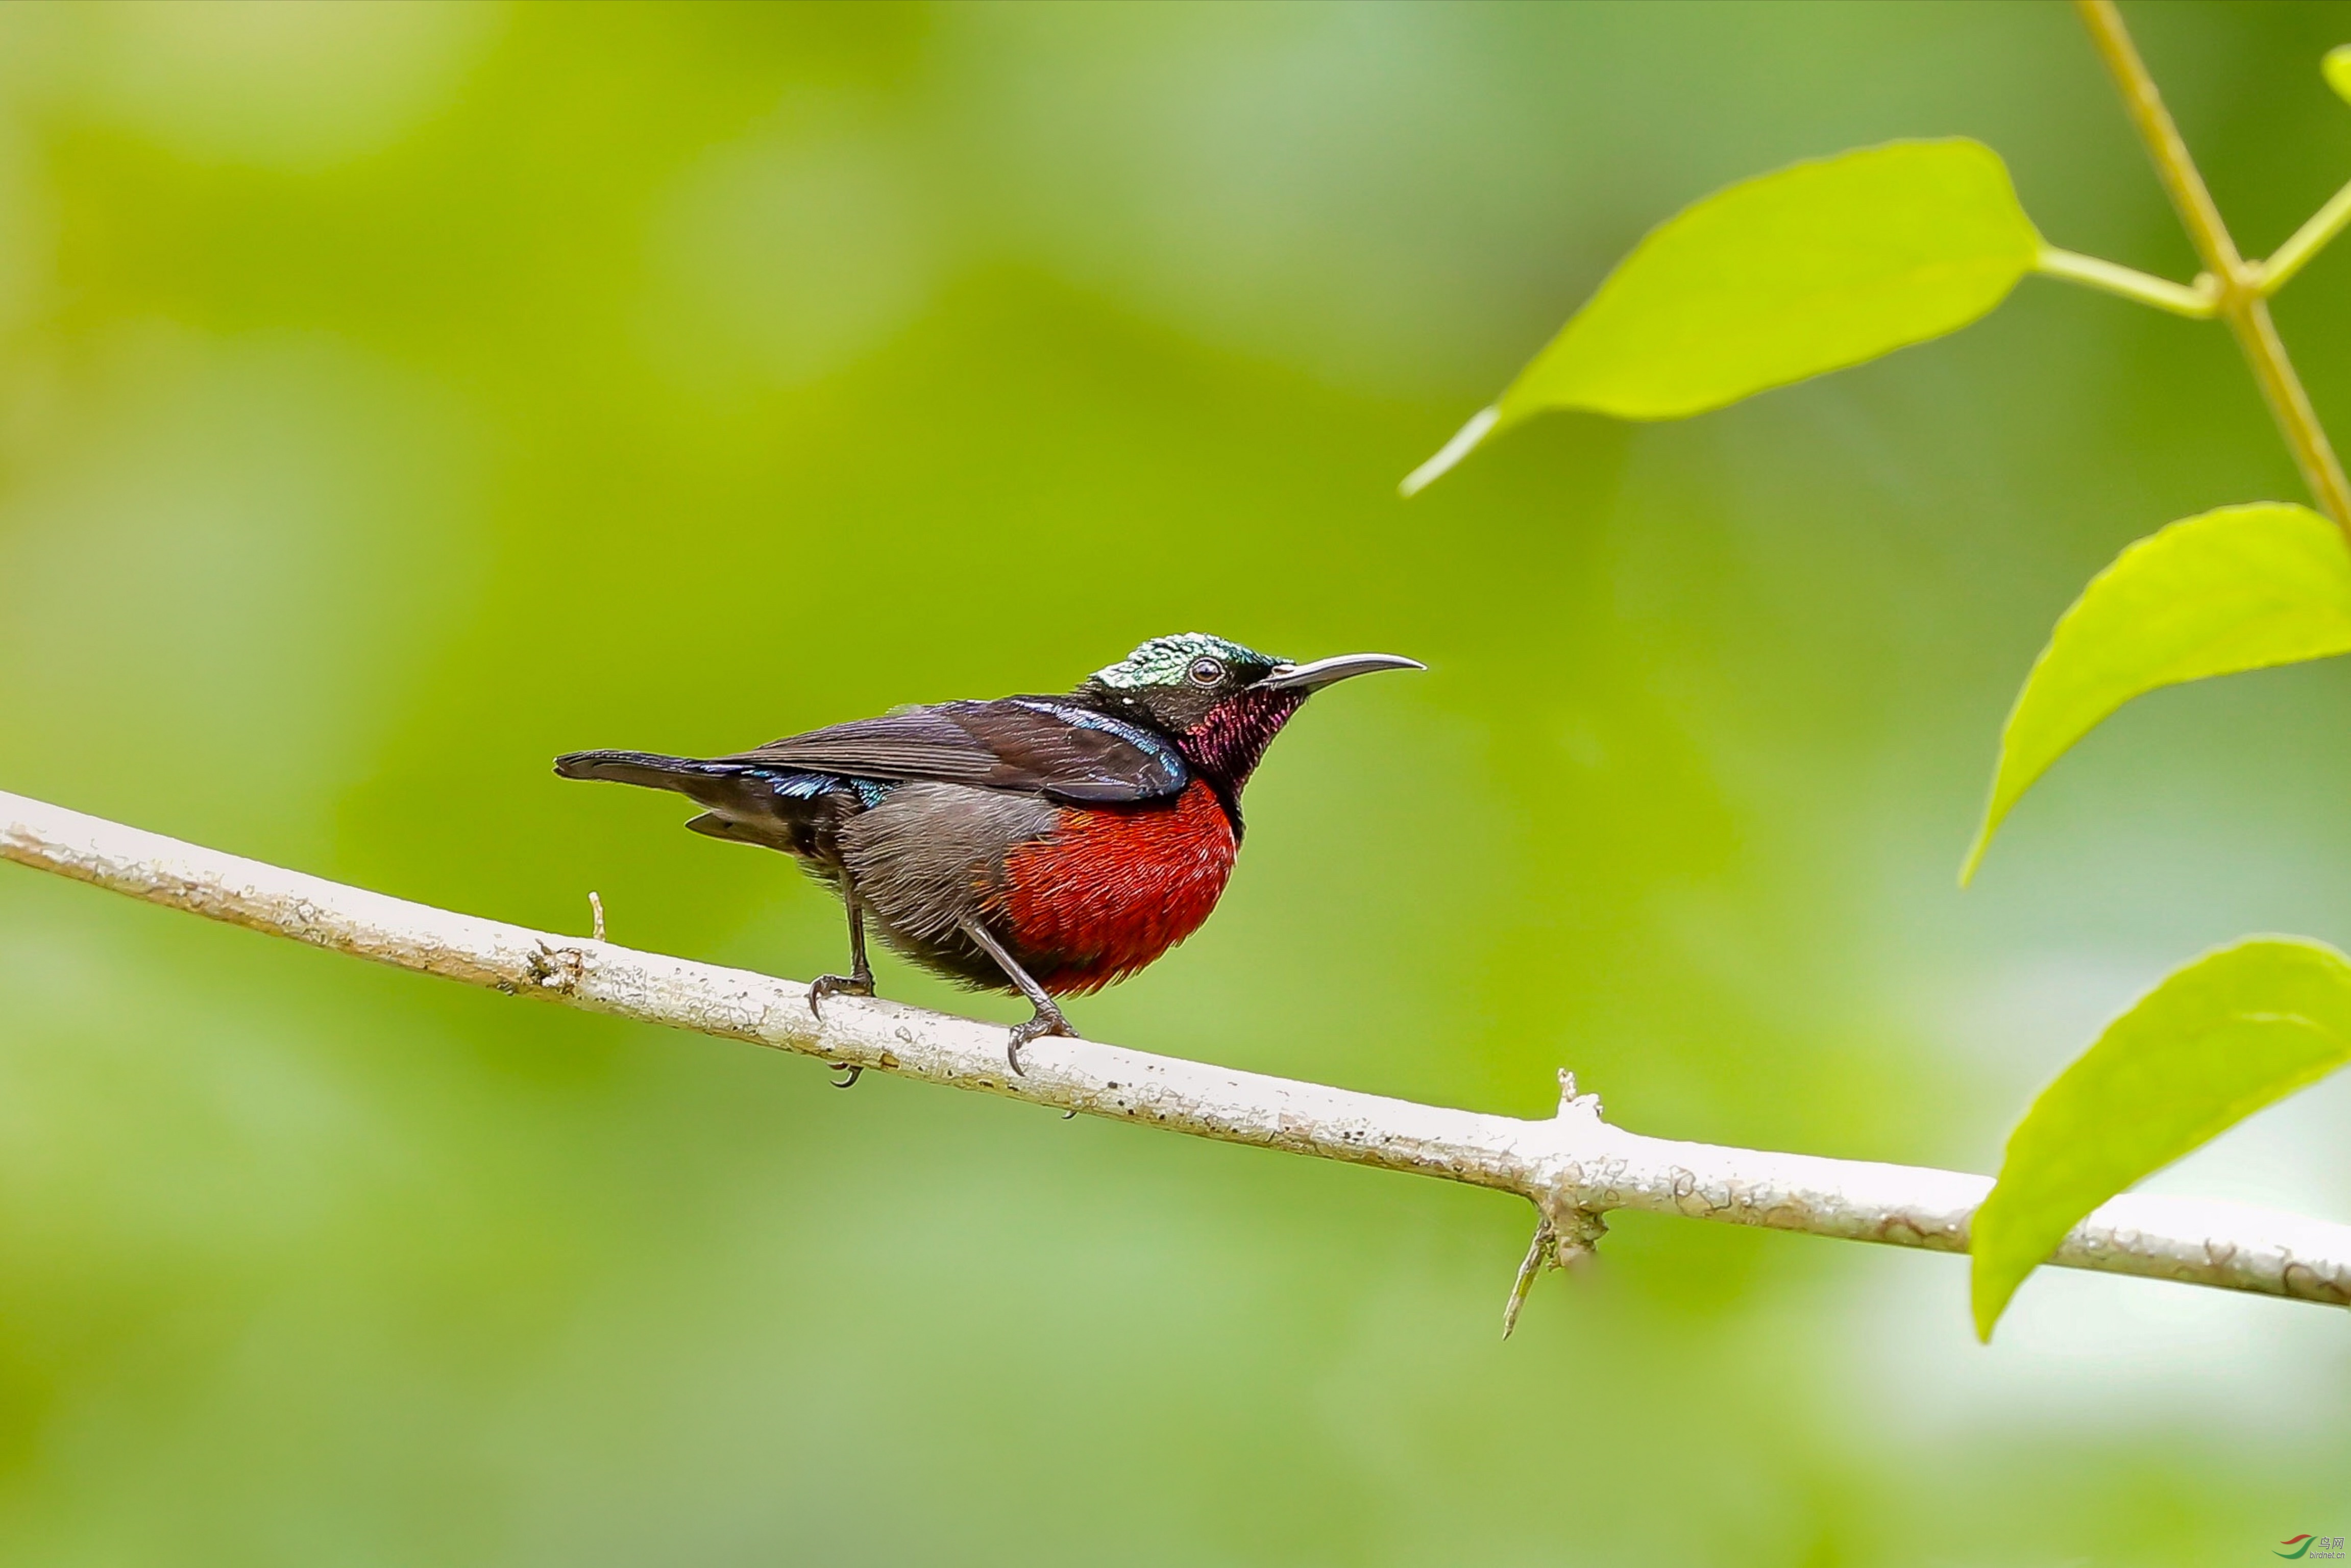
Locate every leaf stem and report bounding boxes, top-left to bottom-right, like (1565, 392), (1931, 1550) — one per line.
(2074, 0), (2351, 530)
(1398, 405), (1498, 498)
(2258, 177), (2351, 297)
(2034, 246), (2216, 317)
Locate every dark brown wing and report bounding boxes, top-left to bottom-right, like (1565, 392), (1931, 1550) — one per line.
(723, 698), (1188, 803)
(728, 708), (1002, 783)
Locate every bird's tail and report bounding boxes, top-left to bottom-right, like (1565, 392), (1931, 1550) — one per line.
(554, 749), (828, 855)
(553, 749), (746, 791)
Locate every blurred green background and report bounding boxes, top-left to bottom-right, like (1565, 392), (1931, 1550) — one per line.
(0, 2), (2346, 1561)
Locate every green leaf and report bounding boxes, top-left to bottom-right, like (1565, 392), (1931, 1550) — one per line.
(2326, 44), (2351, 106)
(1402, 139), (2040, 494)
(1970, 937), (2351, 1340)
(1961, 503), (2351, 884)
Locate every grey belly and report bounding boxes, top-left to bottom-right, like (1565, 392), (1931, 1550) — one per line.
(832, 781), (1058, 990)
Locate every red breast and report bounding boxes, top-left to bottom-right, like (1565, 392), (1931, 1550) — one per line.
(991, 779), (1238, 995)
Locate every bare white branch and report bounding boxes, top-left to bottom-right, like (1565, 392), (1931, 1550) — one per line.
(5, 788), (2347, 1321)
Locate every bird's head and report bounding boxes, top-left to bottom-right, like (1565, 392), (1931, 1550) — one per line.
(1080, 632), (1422, 792)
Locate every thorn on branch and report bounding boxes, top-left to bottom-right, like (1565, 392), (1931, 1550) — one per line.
(1504, 1067), (1615, 1340)
(1556, 1066), (1603, 1121)
(1502, 1216), (1553, 1339)
(1502, 1203), (1608, 1340)
(587, 890), (605, 943)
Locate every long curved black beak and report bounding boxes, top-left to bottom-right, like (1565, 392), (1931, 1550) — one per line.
(1260, 652), (1426, 691)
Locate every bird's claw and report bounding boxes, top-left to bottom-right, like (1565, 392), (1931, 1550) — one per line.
(807, 972), (874, 1019)
(811, 973), (875, 1087)
(1005, 1008), (1074, 1077)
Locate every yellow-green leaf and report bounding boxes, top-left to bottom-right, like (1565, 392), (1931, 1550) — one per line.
(1402, 139), (2040, 495)
(2326, 44), (2351, 105)
(1970, 937), (2351, 1340)
(1961, 503), (2351, 885)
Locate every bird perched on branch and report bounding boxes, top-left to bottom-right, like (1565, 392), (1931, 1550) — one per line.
(555, 633), (1421, 1077)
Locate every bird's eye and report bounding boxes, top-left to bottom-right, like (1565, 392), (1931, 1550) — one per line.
(1186, 655), (1226, 687)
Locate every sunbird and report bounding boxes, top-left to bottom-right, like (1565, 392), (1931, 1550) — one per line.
(556, 633), (1421, 1075)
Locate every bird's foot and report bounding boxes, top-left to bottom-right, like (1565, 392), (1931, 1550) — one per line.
(1006, 1003), (1074, 1077)
(809, 972), (875, 1088)
(807, 971), (874, 1017)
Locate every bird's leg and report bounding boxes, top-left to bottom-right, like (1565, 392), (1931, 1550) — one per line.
(811, 865), (877, 1088)
(809, 870), (876, 1011)
(958, 917), (1073, 1076)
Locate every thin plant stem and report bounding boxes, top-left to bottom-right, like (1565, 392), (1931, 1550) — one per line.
(2034, 246), (2216, 318)
(2074, 0), (2351, 530)
(2259, 177), (2351, 296)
